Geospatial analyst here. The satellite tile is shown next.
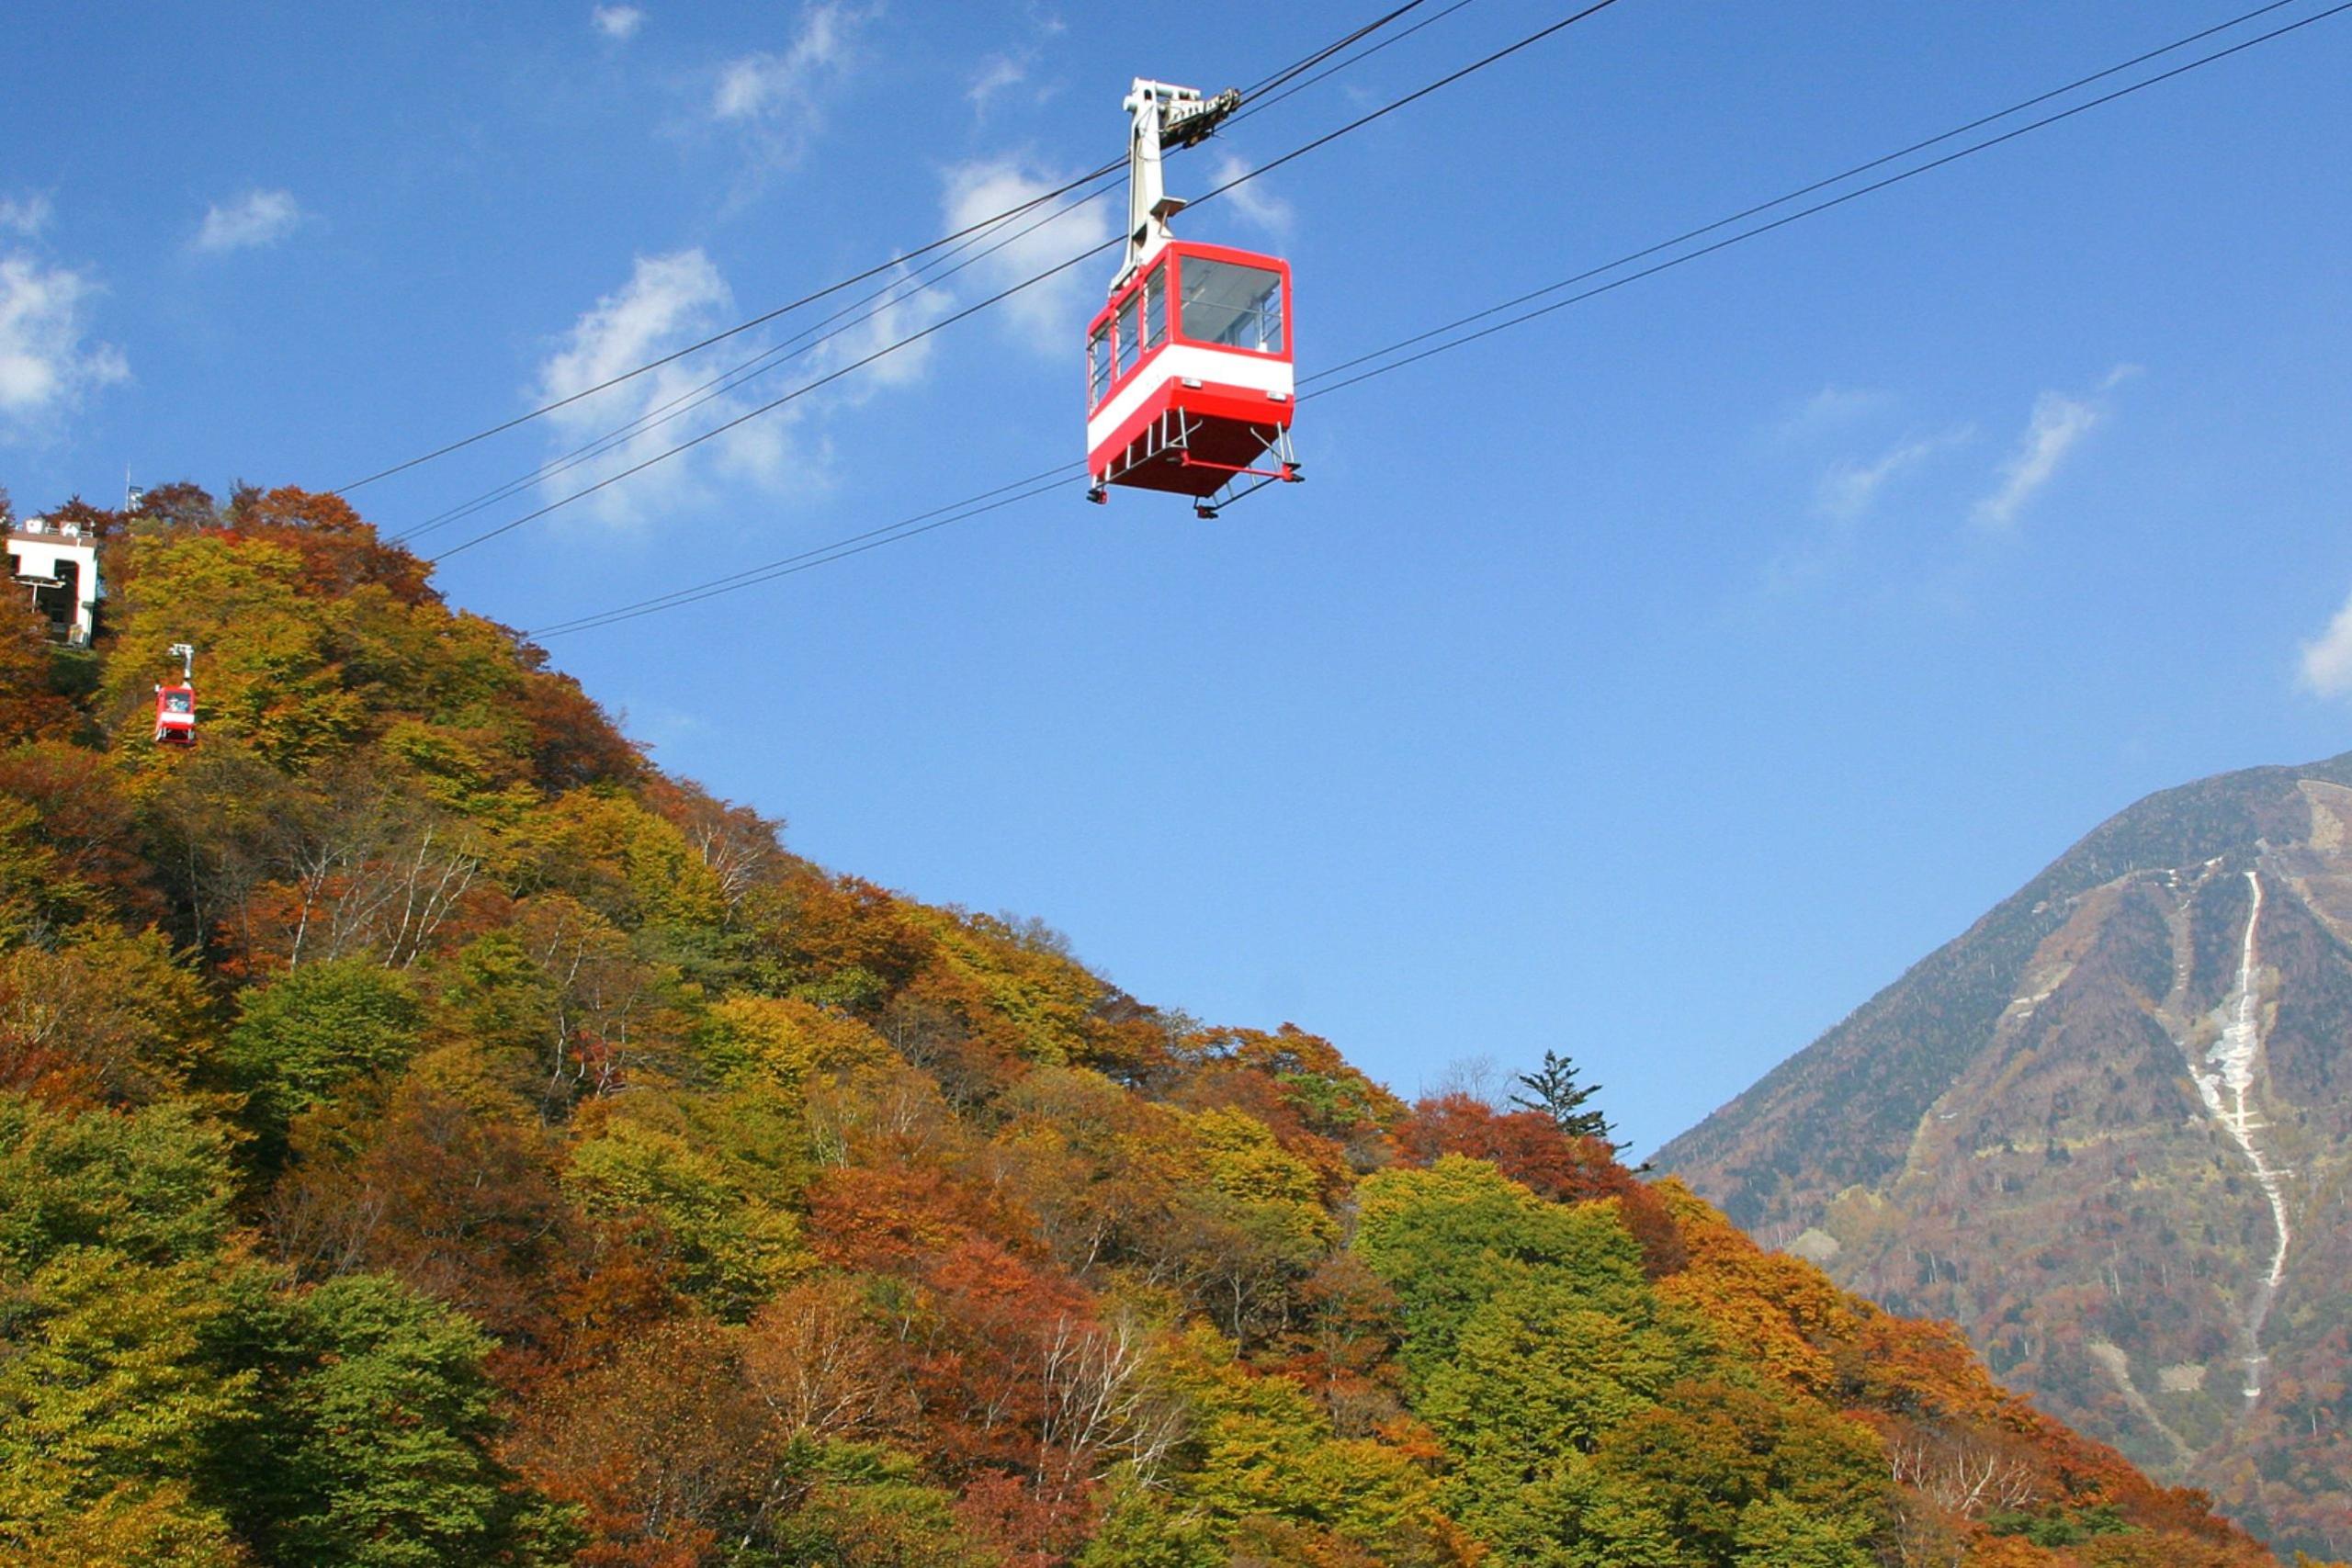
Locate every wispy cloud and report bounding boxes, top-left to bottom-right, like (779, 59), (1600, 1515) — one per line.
(967, 53), (1028, 115)
(191, 188), (302, 254)
(1814, 427), (1971, 521)
(0, 247), (130, 437)
(939, 157), (1116, 346)
(0, 195), (51, 238)
(1765, 418), (1973, 592)
(592, 5), (644, 40)
(710, 1), (868, 175)
(821, 261), (953, 400)
(1973, 367), (2135, 529)
(532, 246), (947, 523)
(1208, 153), (1293, 237)
(1773, 384), (1892, 445)
(2299, 587), (2352, 698)
(537, 251), (763, 523)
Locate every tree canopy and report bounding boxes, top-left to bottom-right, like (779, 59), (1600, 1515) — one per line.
(0, 481), (2309, 1568)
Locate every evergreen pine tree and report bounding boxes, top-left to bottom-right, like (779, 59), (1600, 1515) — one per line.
(1510, 1050), (1614, 1146)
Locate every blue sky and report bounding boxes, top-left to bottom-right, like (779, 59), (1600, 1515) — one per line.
(7, 0), (2351, 1156)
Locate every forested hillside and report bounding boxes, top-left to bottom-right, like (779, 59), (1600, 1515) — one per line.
(0, 482), (2315, 1566)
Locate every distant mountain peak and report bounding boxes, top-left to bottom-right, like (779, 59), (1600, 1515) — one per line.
(1658, 750), (2352, 1558)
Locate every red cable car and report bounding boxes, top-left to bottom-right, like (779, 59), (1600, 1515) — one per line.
(1086, 81), (1300, 518)
(153, 642), (197, 748)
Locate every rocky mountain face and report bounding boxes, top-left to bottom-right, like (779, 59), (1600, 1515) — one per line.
(1657, 753), (2352, 1559)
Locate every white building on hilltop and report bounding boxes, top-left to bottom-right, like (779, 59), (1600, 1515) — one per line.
(6, 515), (103, 646)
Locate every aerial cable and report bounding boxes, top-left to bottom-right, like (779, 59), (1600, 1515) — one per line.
(1302, 0), (2352, 399)
(528, 467), (1085, 637)
(390, 170), (1125, 545)
(337, 0), (1460, 498)
(427, 0), (1634, 563)
(518, 0), (2348, 639)
(1232, 0), (1485, 126)
(1302, 0), (2323, 390)
(1240, 1), (1436, 98)
(1202, 0), (1626, 198)
(425, 236), (1125, 563)
(337, 159), (1119, 495)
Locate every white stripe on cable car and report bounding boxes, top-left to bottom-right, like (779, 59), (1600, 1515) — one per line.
(1086, 344), (1293, 456)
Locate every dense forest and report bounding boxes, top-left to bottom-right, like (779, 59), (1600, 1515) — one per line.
(0, 481), (2333, 1565)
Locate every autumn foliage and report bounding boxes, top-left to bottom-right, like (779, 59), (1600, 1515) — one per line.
(0, 481), (2312, 1566)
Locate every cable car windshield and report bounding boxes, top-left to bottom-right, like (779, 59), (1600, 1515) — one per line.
(164, 691), (192, 713)
(1181, 258), (1284, 354)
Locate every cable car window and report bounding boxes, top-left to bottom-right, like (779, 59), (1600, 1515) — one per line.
(1114, 295), (1140, 378)
(1181, 258), (1284, 354)
(1088, 325), (1111, 404)
(1142, 264), (1168, 350)
(164, 692), (193, 713)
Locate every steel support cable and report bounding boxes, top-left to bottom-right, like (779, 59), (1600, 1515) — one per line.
(425, 238), (1124, 563)
(521, 0), (2346, 640)
(1197, 0), (1627, 199)
(1300, 0), (2319, 391)
(1231, 0), (1485, 126)
(390, 170), (1126, 545)
(1301, 0), (2352, 400)
(337, 159), (1120, 495)
(1240, 1), (1434, 97)
(339, 0), (1455, 497)
(427, 0), (1635, 564)
(528, 468), (1085, 637)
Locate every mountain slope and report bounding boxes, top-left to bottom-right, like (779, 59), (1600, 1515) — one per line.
(0, 482), (2301, 1566)
(1658, 753), (2352, 1557)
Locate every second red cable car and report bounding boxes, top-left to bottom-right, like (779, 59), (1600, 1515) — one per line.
(153, 642), (197, 748)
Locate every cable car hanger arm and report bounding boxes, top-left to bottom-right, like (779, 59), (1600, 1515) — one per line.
(1119, 81), (1243, 288)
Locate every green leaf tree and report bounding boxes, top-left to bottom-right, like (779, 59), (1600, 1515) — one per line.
(0, 1094), (251, 1558)
(225, 959), (423, 1159)
(228, 1271), (565, 1567)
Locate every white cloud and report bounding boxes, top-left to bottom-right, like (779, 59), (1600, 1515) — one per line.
(940, 158), (1117, 347)
(1973, 367), (2133, 528)
(0, 195), (51, 237)
(537, 251), (756, 523)
(822, 262), (953, 398)
(710, 1), (867, 173)
(533, 246), (948, 524)
(593, 5), (644, 40)
(1773, 384), (1892, 444)
(0, 249), (130, 437)
(192, 188), (302, 254)
(1973, 393), (2097, 527)
(967, 53), (1028, 115)
(1814, 427), (1970, 521)
(542, 252), (732, 399)
(2300, 588), (2352, 698)
(1207, 152), (1293, 237)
